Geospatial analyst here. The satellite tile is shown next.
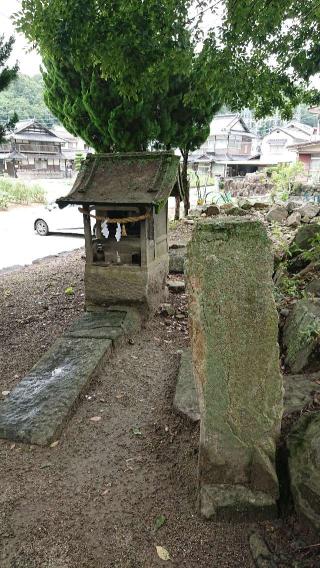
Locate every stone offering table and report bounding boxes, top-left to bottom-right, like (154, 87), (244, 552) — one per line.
(187, 217), (283, 519)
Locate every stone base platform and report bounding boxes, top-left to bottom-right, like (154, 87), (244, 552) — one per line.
(0, 308), (140, 446)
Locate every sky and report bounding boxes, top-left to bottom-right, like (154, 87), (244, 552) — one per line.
(0, 0), (42, 75)
(0, 1), (219, 77)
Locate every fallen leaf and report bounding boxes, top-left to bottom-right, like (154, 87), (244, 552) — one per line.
(154, 514), (166, 530)
(90, 416), (102, 422)
(10, 444), (16, 450)
(50, 441), (59, 448)
(156, 546), (170, 561)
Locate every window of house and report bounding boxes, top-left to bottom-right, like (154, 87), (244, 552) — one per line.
(309, 158), (320, 181)
(268, 139), (286, 154)
(215, 137), (227, 150)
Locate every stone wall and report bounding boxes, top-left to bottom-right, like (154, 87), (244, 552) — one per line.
(187, 217), (283, 519)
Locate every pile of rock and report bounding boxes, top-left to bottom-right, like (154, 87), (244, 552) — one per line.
(266, 202), (320, 227)
(224, 172), (273, 196)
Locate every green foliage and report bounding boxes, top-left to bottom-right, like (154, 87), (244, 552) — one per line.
(15, 0), (221, 158)
(303, 232), (320, 264)
(0, 73), (56, 126)
(0, 35), (19, 143)
(154, 515), (167, 531)
(74, 152), (85, 171)
(0, 178), (46, 209)
(269, 162), (304, 202)
(64, 287), (74, 296)
(278, 274), (301, 299)
(222, 1), (320, 109)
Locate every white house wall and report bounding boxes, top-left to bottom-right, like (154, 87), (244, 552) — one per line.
(260, 130), (299, 163)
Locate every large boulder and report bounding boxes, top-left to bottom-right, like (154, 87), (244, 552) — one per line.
(288, 412), (320, 533)
(291, 224), (320, 252)
(283, 299), (320, 373)
(306, 279), (320, 298)
(299, 203), (320, 220)
(286, 211), (301, 228)
(266, 205), (288, 223)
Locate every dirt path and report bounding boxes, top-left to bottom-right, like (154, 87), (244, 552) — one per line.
(0, 250), (311, 567)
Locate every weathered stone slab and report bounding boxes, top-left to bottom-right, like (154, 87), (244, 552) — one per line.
(169, 245), (186, 274)
(186, 217), (283, 519)
(288, 412), (320, 534)
(174, 349), (200, 422)
(0, 336), (112, 446)
(0, 309), (141, 446)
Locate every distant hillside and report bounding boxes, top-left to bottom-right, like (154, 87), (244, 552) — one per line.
(0, 73), (57, 127)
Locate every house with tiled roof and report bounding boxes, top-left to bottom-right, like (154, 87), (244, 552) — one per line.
(0, 119), (68, 178)
(189, 114), (258, 177)
(260, 121), (314, 164)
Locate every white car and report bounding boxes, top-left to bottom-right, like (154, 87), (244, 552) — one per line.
(34, 203), (85, 236)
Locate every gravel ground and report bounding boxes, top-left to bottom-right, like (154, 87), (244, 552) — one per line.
(0, 248), (318, 567)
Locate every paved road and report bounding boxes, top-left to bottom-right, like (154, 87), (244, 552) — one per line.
(0, 205), (84, 273)
(0, 185), (210, 273)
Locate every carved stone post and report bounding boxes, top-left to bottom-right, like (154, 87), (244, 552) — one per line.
(187, 218), (283, 519)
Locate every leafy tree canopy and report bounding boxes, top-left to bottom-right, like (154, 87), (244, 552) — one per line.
(219, 0), (320, 108)
(15, 0), (221, 155)
(0, 35), (19, 143)
(0, 73), (57, 127)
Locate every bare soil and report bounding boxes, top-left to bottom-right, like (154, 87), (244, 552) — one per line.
(0, 248), (318, 567)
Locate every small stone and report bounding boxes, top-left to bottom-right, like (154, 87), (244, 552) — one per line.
(224, 206), (248, 216)
(1, 391), (10, 397)
(167, 280), (186, 293)
(187, 208), (202, 219)
(287, 200), (302, 214)
(184, 219), (195, 225)
(251, 202), (270, 211)
(220, 203), (234, 211)
(301, 215), (311, 223)
(286, 211), (301, 227)
(204, 204), (220, 217)
(159, 303), (175, 316)
(280, 308), (290, 317)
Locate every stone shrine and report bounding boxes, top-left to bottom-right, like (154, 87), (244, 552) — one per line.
(57, 152), (180, 314)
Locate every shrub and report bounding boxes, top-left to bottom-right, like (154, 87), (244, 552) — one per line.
(0, 179), (46, 208)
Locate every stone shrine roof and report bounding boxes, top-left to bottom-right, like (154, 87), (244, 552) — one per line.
(57, 152), (180, 210)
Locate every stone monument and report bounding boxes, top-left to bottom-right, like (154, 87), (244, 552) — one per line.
(187, 217), (283, 519)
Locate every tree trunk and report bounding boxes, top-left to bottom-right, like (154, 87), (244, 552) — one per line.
(174, 195), (180, 220)
(181, 150), (190, 217)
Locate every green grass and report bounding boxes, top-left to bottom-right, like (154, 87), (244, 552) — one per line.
(0, 179), (46, 209)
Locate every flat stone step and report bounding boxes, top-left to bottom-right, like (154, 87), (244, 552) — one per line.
(0, 308), (140, 446)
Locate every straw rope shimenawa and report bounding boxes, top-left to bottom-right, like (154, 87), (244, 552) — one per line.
(78, 207), (151, 224)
